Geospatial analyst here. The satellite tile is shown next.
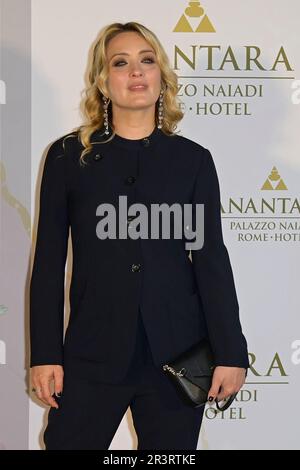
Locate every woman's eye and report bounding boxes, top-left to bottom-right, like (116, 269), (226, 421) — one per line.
(113, 57), (155, 67)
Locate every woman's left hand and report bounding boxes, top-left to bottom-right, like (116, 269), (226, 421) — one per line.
(208, 366), (247, 402)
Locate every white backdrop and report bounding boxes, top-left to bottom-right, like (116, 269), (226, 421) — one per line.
(30, 0), (300, 450)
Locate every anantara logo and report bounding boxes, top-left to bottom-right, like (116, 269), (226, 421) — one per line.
(222, 167), (300, 243)
(173, 1), (215, 33)
(172, 2), (294, 117)
(261, 167), (288, 191)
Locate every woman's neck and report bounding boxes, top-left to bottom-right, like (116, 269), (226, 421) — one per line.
(112, 108), (156, 140)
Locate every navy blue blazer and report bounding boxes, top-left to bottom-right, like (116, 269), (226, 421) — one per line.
(29, 125), (250, 383)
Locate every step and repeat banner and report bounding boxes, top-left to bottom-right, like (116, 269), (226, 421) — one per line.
(1, 0), (299, 450)
(0, 0), (31, 451)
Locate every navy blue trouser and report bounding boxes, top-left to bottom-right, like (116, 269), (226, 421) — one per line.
(44, 310), (205, 450)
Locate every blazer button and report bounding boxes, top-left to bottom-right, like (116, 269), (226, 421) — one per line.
(142, 137), (150, 147)
(94, 153), (103, 161)
(131, 263), (141, 272)
(127, 215), (137, 230)
(125, 176), (136, 185)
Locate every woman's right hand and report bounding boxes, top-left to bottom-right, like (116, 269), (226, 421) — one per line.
(30, 365), (64, 408)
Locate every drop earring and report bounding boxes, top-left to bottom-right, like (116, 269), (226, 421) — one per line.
(158, 90), (164, 129)
(102, 95), (110, 135)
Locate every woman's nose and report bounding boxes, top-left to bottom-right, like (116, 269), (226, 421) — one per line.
(129, 63), (144, 76)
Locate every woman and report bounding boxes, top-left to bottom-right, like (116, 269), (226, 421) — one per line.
(30, 21), (249, 450)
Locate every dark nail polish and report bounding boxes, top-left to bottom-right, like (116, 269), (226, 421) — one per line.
(55, 392), (62, 397)
(208, 396), (214, 402)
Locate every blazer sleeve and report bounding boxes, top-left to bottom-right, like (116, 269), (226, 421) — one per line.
(191, 148), (250, 369)
(29, 139), (69, 367)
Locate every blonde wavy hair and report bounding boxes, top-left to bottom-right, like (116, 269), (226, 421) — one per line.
(70, 21), (183, 166)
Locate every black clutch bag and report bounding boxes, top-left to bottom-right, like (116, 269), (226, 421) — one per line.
(162, 336), (241, 411)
